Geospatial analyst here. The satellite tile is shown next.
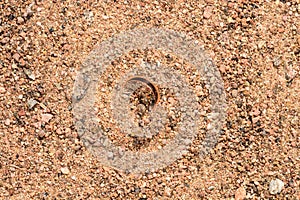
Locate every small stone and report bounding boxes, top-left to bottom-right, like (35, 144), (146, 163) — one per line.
(204, 0), (214, 4)
(269, 178), (284, 194)
(203, 6), (213, 19)
(37, 130), (46, 139)
(219, 65), (226, 73)
(12, 63), (18, 69)
(257, 41), (266, 49)
(252, 116), (260, 124)
(165, 187), (171, 196)
(107, 152), (114, 159)
(235, 186), (246, 200)
(278, 28), (284, 33)
(19, 59), (26, 67)
(232, 89), (238, 97)
(27, 98), (39, 109)
(273, 57), (282, 67)
(241, 18), (248, 27)
(61, 167), (70, 175)
(13, 53), (20, 62)
(1, 37), (10, 44)
(23, 68), (35, 80)
(4, 119), (10, 126)
(251, 108), (260, 116)
(282, 15), (288, 21)
(285, 66), (297, 82)
(32, 121), (41, 129)
(0, 86), (6, 93)
(17, 17), (24, 24)
(18, 110), (26, 116)
(41, 113), (53, 123)
(56, 128), (62, 135)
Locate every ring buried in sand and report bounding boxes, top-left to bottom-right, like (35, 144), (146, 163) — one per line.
(72, 28), (227, 174)
(126, 76), (160, 108)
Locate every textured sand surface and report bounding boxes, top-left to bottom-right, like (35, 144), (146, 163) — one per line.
(0, 0), (299, 199)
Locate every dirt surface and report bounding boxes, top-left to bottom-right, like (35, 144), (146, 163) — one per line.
(0, 0), (299, 199)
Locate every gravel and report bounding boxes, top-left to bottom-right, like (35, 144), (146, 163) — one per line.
(269, 178), (285, 195)
(0, 0), (299, 199)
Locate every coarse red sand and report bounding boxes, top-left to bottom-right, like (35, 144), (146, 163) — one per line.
(0, 0), (299, 199)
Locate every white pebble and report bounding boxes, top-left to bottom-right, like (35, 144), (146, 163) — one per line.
(269, 178), (284, 194)
(61, 167), (70, 175)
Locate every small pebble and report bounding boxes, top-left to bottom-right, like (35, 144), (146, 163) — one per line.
(232, 89), (238, 97)
(17, 17), (24, 24)
(0, 86), (6, 93)
(235, 186), (246, 200)
(269, 178), (284, 194)
(41, 113), (53, 123)
(285, 66), (297, 82)
(257, 41), (266, 49)
(13, 53), (20, 62)
(23, 68), (36, 80)
(4, 119), (10, 126)
(203, 6), (213, 19)
(61, 167), (70, 175)
(27, 99), (39, 109)
(18, 110), (26, 116)
(273, 57), (282, 67)
(1, 37), (9, 44)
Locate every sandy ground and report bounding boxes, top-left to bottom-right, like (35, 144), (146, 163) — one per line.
(0, 0), (299, 199)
